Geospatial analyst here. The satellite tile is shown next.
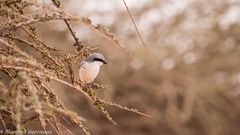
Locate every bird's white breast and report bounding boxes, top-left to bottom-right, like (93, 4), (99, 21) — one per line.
(79, 62), (100, 83)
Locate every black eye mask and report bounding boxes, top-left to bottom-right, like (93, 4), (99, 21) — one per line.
(93, 58), (107, 64)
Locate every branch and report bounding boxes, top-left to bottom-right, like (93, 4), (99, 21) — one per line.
(122, 0), (147, 48)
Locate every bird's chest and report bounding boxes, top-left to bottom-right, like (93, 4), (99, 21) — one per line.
(79, 62), (100, 82)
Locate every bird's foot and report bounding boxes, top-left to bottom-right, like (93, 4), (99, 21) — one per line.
(84, 82), (94, 88)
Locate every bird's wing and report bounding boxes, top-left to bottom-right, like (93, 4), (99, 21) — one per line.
(79, 62), (86, 69)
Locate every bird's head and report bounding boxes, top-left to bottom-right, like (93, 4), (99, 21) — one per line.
(85, 53), (107, 66)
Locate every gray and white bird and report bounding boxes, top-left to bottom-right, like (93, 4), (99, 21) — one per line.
(79, 53), (107, 83)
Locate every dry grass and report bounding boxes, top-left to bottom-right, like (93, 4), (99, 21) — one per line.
(0, 0), (149, 134)
(2, 0), (240, 135)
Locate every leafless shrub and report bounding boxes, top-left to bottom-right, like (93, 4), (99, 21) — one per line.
(0, 0), (149, 134)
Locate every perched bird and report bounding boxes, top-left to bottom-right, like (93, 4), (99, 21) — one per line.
(79, 53), (107, 83)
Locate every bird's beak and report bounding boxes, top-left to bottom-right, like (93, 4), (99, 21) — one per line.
(102, 60), (107, 64)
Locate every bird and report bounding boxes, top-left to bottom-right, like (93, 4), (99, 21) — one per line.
(79, 53), (107, 83)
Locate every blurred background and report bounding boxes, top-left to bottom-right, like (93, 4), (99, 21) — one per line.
(32, 0), (240, 134)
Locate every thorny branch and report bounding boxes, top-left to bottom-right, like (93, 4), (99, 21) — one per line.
(0, 1), (150, 135)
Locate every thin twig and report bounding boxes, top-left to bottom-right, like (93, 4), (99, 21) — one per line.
(0, 115), (7, 130)
(122, 0), (147, 48)
(46, 118), (59, 135)
(59, 122), (74, 135)
(64, 19), (81, 45)
(22, 114), (40, 125)
(51, 0), (83, 48)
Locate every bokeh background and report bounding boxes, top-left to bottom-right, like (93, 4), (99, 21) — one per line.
(30, 0), (240, 135)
